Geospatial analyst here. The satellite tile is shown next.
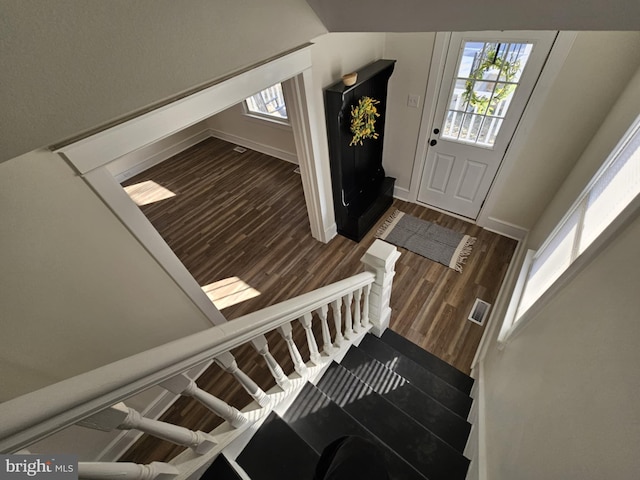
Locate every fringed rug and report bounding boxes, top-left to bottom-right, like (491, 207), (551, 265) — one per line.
(376, 210), (476, 272)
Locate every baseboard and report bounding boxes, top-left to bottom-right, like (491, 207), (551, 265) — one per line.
(393, 185), (410, 201)
(480, 216), (528, 241)
(323, 222), (338, 242)
(111, 127), (211, 183)
(208, 129), (298, 165)
(464, 362), (487, 480)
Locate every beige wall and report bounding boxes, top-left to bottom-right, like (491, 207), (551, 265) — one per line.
(530, 63), (640, 247)
(0, 0), (326, 163)
(207, 103), (298, 163)
(0, 150), (214, 402)
(488, 31), (640, 233)
(480, 60), (640, 478)
(481, 212), (640, 479)
(382, 33), (436, 192)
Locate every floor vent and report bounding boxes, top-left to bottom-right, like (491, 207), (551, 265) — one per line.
(233, 146), (247, 153)
(468, 298), (491, 325)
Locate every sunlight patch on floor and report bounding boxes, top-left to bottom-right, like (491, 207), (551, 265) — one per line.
(124, 180), (176, 206)
(202, 277), (261, 310)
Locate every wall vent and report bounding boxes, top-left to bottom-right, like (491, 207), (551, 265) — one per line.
(233, 146), (247, 153)
(468, 298), (491, 325)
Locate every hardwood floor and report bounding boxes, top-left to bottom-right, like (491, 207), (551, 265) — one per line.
(119, 137), (517, 463)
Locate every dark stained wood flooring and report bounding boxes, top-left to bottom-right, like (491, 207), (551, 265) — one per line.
(119, 137), (517, 463)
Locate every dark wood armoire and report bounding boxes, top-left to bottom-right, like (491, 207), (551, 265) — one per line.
(324, 59), (396, 242)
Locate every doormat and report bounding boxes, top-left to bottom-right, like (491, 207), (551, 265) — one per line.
(376, 210), (476, 272)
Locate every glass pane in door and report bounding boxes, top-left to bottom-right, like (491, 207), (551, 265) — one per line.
(442, 41), (534, 148)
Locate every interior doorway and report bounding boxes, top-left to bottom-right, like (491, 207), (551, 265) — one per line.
(55, 47), (334, 326)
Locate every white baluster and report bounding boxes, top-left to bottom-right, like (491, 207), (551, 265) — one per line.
(362, 284), (371, 328)
(251, 335), (291, 390)
(215, 352), (270, 407)
(353, 288), (363, 333)
(299, 313), (322, 365)
(160, 373), (247, 428)
(360, 240), (401, 336)
(78, 403), (215, 454)
(331, 299), (345, 346)
(278, 322), (308, 375)
(342, 292), (353, 337)
(79, 461), (178, 480)
(317, 304), (333, 355)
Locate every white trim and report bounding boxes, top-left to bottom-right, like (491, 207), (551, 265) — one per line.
(476, 32), (578, 226)
(501, 189), (640, 346)
(470, 234), (529, 368)
(465, 363), (487, 480)
(56, 48), (313, 174)
(480, 216), (528, 241)
(208, 128), (298, 165)
(240, 112), (292, 130)
(496, 248), (535, 346)
(393, 185), (410, 201)
(82, 168), (228, 327)
(111, 126), (211, 183)
(284, 72), (337, 243)
(408, 32), (451, 203)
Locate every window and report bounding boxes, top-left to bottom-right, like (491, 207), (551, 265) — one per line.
(514, 115), (640, 321)
(244, 83), (288, 121)
(443, 41), (534, 147)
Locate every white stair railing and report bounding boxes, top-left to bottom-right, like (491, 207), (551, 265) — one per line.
(0, 240), (400, 480)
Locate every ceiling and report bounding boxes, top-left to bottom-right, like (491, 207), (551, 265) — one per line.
(305, 0), (640, 32)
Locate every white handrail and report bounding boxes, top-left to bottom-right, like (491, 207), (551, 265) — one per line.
(0, 271), (375, 453)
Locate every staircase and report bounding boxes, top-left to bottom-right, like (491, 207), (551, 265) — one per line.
(209, 330), (473, 480)
(2, 240), (478, 480)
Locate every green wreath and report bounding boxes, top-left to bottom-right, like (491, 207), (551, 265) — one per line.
(350, 96), (380, 146)
(462, 47), (520, 115)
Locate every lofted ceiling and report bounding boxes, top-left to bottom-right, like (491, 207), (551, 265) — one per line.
(305, 0), (640, 32)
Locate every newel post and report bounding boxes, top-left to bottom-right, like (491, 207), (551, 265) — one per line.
(360, 239), (401, 337)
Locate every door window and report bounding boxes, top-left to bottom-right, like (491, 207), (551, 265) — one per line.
(442, 42), (534, 147)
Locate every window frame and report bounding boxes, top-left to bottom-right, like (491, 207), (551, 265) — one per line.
(242, 82), (290, 127)
(498, 114), (640, 344)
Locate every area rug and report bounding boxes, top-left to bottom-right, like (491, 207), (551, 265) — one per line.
(375, 210), (476, 272)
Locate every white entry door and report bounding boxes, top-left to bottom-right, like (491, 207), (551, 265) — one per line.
(417, 31), (557, 219)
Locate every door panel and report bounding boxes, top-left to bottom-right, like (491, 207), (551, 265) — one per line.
(417, 31), (556, 219)
(455, 160), (486, 202)
(428, 153), (455, 194)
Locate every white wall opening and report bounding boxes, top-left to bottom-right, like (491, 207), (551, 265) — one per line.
(55, 46), (336, 326)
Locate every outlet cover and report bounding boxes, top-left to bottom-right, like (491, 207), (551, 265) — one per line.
(407, 94), (420, 108)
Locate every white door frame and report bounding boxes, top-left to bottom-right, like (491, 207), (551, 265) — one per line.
(408, 31), (578, 239)
(55, 46), (336, 326)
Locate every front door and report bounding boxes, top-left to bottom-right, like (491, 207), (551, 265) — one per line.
(417, 32), (557, 219)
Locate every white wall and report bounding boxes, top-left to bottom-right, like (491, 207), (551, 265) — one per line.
(0, 150), (214, 402)
(0, 0), (326, 163)
(479, 59), (640, 479)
